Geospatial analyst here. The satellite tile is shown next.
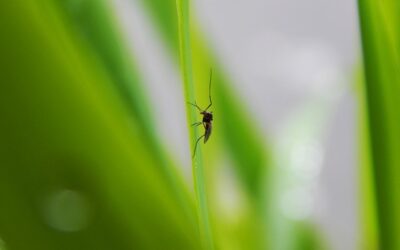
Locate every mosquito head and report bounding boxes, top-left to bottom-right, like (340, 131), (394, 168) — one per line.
(201, 111), (213, 122)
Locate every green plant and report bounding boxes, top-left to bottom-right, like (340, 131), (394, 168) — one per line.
(2, 0), (394, 249)
(358, 0), (400, 249)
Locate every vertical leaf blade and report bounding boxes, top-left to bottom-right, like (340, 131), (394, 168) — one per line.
(358, 0), (400, 249)
(176, 0), (215, 249)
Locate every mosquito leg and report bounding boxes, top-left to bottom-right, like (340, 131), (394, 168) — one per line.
(192, 134), (205, 158)
(191, 122), (202, 127)
(187, 101), (203, 112)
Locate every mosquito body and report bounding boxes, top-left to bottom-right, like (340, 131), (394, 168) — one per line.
(189, 69), (213, 158)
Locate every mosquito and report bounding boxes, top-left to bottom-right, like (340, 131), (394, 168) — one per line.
(188, 69), (213, 159)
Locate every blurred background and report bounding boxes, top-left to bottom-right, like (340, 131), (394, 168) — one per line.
(1, 0), (398, 250)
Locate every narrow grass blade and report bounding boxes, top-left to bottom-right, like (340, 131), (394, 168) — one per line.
(176, 0), (214, 249)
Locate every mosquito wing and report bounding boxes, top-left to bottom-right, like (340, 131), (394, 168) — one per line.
(204, 122), (212, 143)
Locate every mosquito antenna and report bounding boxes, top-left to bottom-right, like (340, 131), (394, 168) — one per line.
(205, 68), (213, 111)
(192, 134), (205, 158)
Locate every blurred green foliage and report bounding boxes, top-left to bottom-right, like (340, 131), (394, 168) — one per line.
(1, 0), (396, 249)
(358, 0), (400, 249)
(0, 1), (198, 249)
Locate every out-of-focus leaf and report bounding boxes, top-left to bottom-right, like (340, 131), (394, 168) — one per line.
(0, 1), (199, 249)
(137, 0), (179, 51)
(356, 69), (379, 250)
(358, 0), (400, 249)
(212, 71), (268, 199)
(50, 0), (196, 225)
(55, 0), (153, 133)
